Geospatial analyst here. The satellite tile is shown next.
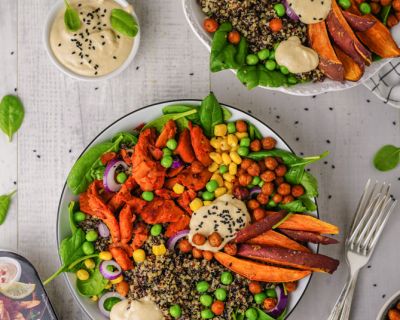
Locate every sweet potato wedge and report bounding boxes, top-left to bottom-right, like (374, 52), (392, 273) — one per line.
(342, 11), (376, 31)
(327, 0), (372, 66)
(308, 22), (344, 81)
(334, 45), (364, 81)
(238, 244), (340, 274)
(214, 252), (311, 282)
(246, 230), (311, 252)
(235, 211), (286, 243)
(279, 214), (339, 235)
(279, 229), (339, 245)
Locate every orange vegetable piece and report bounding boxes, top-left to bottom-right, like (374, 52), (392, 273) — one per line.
(269, 18), (283, 32)
(131, 221), (149, 250)
(279, 214), (339, 234)
(100, 152), (117, 165)
(174, 129), (196, 163)
(119, 205), (135, 244)
(228, 31), (241, 44)
(246, 230), (311, 252)
(189, 123), (213, 166)
(109, 246), (133, 271)
(116, 281), (129, 297)
(203, 18), (219, 33)
(155, 120), (177, 148)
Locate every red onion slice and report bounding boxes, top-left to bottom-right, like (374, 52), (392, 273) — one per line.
(98, 292), (126, 317)
(267, 284), (288, 318)
(249, 186), (261, 199)
(103, 159), (129, 193)
(171, 157), (184, 169)
(98, 222), (110, 238)
(167, 229), (190, 250)
(99, 260), (122, 280)
(282, 0), (299, 21)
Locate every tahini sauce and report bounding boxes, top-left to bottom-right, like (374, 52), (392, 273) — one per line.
(110, 297), (163, 320)
(288, 0), (332, 24)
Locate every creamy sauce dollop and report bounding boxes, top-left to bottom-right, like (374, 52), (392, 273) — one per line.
(275, 36), (319, 73)
(0, 259), (20, 286)
(49, 0), (134, 77)
(110, 297), (164, 320)
(188, 195), (250, 252)
(288, 0), (332, 24)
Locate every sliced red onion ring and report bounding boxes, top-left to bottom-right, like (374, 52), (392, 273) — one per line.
(98, 292), (126, 318)
(98, 222), (110, 238)
(99, 260), (122, 280)
(249, 186), (261, 199)
(267, 284), (288, 318)
(103, 159), (129, 193)
(171, 157), (184, 169)
(167, 229), (190, 250)
(282, 0), (299, 21)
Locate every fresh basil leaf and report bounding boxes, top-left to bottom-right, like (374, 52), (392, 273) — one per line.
(279, 200), (308, 213)
(299, 195), (317, 212)
(0, 190), (16, 225)
(64, 0), (81, 32)
(373, 144), (400, 171)
(222, 107), (232, 121)
(0, 95), (24, 142)
(59, 228), (86, 267)
(68, 201), (78, 234)
(112, 131), (138, 146)
(162, 104), (195, 114)
(237, 65), (287, 89)
(198, 92), (224, 137)
(300, 171), (319, 197)
(110, 8), (139, 38)
(284, 165), (305, 184)
(142, 109), (198, 132)
(76, 262), (108, 296)
(235, 37), (249, 65)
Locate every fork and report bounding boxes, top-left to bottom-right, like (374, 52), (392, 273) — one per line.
(327, 180), (397, 320)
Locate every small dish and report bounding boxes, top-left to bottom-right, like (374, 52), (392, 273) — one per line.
(43, 0), (140, 81)
(0, 256), (22, 287)
(377, 289), (400, 320)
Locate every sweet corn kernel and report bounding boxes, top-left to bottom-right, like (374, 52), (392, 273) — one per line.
(90, 296), (99, 302)
(230, 151), (242, 164)
(220, 138), (230, 151)
(215, 187), (227, 197)
(227, 134), (238, 147)
(224, 181), (233, 190)
(236, 132), (249, 139)
(231, 145), (239, 152)
(210, 137), (222, 150)
(208, 162), (219, 172)
(152, 244), (167, 256)
(223, 173), (235, 182)
(84, 258), (95, 270)
(111, 275), (124, 284)
(221, 152), (232, 165)
(209, 152), (223, 164)
(99, 251), (113, 261)
(172, 183), (185, 194)
(229, 162), (237, 175)
(203, 201), (213, 206)
(133, 249), (146, 263)
(211, 173), (224, 187)
(105, 282), (112, 289)
(190, 198), (203, 211)
(214, 124), (228, 137)
(76, 269), (89, 281)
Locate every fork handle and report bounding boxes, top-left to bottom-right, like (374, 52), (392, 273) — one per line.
(327, 270), (360, 320)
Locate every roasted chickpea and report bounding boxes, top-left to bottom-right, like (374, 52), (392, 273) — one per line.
(224, 243), (237, 255)
(370, 2), (381, 13)
(387, 14), (399, 28)
(272, 193), (283, 204)
(263, 298), (277, 311)
(261, 170), (276, 182)
(261, 182), (275, 195)
(211, 301), (225, 316)
(250, 139), (262, 152)
(257, 193), (269, 205)
(233, 186), (250, 200)
(380, 0), (392, 6)
(388, 309), (400, 320)
(239, 174), (253, 186)
(275, 176), (285, 185)
(192, 233), (206, 245)
(395, 0), (400, 11)
(281, 195), (294, 204)
(285, 281), (297, 292)
(248, 281), (262, 294)
(208, 232), (223, 247)
(277, 183), (291, 196)
(264, 157), (278, 170)
(253, 208), (266, 221)
(191, 160), (204, 174)
(241, 158), (253, 170)
(236, 120), (248, 133)
(247, 162), (261, 177)
(247, 199), (260, 210)
(178, 239), (193, 253)
(203, 250), (214, 261)
(237, 167), (247, 176)
(192, 248), (203, 259)
(397, 302), (400, 310)
(258, 160), (267, 172)
(261, 137), (277, 150)
(275, 164), (287, 177)
(292, 184), (305, 197)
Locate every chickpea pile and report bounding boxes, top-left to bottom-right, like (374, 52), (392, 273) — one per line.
(388, 301), (400, 320)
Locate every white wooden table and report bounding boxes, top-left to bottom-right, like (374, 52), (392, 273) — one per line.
(0, 1), (399, 319)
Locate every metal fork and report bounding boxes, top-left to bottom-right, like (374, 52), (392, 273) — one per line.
(328, 180), (397, 320)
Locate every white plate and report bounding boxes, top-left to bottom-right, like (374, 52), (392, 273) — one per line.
(57, 100), (319, 319)
(182, 0), (398, 96)
(376, 289), (400, 319)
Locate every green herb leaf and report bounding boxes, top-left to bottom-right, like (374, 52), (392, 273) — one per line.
(112, 131), (138, 146)
(59, 228), (86, 266)
(247, 149), (302, 163)
(237, 65), (288, 90)
(0, 190), (17, 225)
(373, 144), (400, 171)
(198, 92), (224, 137)
(256, 307), (280, 320)
(222, 107), (232, 121)
(162, 104), (196, 115)
(0, 95), (25, 142)
(247, 121), (263, 140)
(142, 109), (198, 132)
(110, 8), (139, 37)
(279, 200), (308, 212)
(64, 0), (81, 32)
(76, 262), (108, 296)
(290, 150), (329, 167)
(235, 37), (249, 66)
(300, 171), (319, 197)
(68, 201), (79, 234)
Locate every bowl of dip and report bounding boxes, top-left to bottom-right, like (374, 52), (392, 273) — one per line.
(44, 0), (140, 81)
(0, 257), (21, 288)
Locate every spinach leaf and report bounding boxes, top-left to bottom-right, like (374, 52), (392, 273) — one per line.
(247, 122), (263, 140)
(380, 5), (392, 25)
(232, 310), (245, 320)
(279, 200), (308, 212)
(300, 171), (319, 197)
(284, 165), (305, 184)
(67, 136), (122, 195)
(290, 150), (329, 167)
(222, 107), (232, 121)
(175, 117), (190, 131)
(68, 201), (78, 234)
(198, 93), (224, 137)
(110, 9), (139, 38)
(256, 307), (282, 320)
(236, 37), (249, 65)
(162, 104), (195, 114)
(0, 190), (16, 225)
(89, 165), (105, 181)
(0, 95), (25, 142)
(210, 22), (238, 72)
(76, 262), (108, 296)
(59, 228), (86, 266)
(112, 131), (138, 146)
(142, 109), (198, 132)
(373, 144), (400, 171)
(64, 0), (81, 32)
(299, 195), (317, 211)
(237, 65), (287, 90)
(248, 149), (302, 164)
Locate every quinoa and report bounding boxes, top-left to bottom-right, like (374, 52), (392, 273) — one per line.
(79, 217), (110, 252)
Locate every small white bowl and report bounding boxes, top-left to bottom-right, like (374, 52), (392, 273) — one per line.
(43, 0), (140, 81)
(0, 257), (22, 288)
(377, 290), (400, 320)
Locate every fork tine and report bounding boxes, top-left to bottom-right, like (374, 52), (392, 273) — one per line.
(349, 179), (372, 234)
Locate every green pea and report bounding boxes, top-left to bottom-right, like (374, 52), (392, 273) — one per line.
(142, 191), (154, 202)
(268, 199), (277, 207)
(240, 137), (251, 147)
(201, 309), (214, 319)
(238, 146), (250, 157)
(161, 156), (173, 168)
(221, 271), (233, 285)
(265, 60), (276, 71)
(359, 2), (371, 14)
(246, 54), (259, 66)
(202, 191), (215, 201)
(74, 211), (86, 222)
(258, 180), (265, 187)
(227, 122), (236, 134)
(82, 241), (95, 255)
(257, 49), (270, 60)
(166, 139), (178, 150)
(288, 75), (298, 84)
(86, 230), (98, 242)
(266, 288), (277, 298)
(251, 176), (261, 185)
(219, 165), (228, 174)
(196, 281), (210, 293)
(338, 0), (351, 9)
(254, 292), (267, 304)
(150, 224), (163, 236)
(269, 50), (275, 60)
(280, 66), (289, 75)
(200, 294), (213, 307)
(116, 172), (127, 184)
(162, 147), (172, 156)
(169, 304), (182, 318)
(245, 307), (258, 320)
(206, 180), (219, 192)
(274, 3), (286, 17)
(214, 288), (227, 301)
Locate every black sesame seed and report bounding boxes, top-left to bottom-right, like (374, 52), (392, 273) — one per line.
(326, 139), (331, 144)
(304, 107), (309, 111)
